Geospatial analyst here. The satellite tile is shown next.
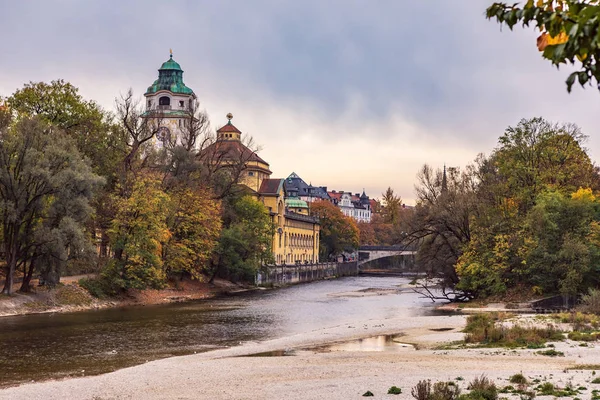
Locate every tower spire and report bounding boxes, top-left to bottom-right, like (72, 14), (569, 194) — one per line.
(441, 164), (448, 194)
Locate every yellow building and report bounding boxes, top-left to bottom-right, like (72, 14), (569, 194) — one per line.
(213, 114), (320, 265)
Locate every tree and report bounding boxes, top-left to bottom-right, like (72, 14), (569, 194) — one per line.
(210, 195), (274, 282)
(407, 164), (478, 300)
(7, 80), (123, 179)
(310, 200), (359, 260)
(454, 118), (600, 298)
(163, 186), (222, 280)
(0, 112), (103, 294)
(381, 187), (402, 224)
(486, 1), (600, 91)
(105, 175), (171, 291)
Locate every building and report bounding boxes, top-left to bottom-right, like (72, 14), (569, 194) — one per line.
(210, 115), (321, 265)
(327, 190), (372, 223)
(141, 53), (320, 265)
(142, 51), (196, 147)
(284, 172), (330, 203)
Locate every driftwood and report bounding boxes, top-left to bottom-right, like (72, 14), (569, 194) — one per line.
(411, 277), (473, 303)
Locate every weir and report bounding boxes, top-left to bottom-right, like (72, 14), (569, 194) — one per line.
(255, 262), (358, 286)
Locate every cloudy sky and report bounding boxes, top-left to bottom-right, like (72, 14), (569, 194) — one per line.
(1, 1), (599, 204)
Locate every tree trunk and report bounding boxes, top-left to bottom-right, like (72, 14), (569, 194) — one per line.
(19, 257), (36, 293)
(1, 245), (18, 295)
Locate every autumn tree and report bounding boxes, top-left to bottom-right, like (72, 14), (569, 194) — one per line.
(381, 187), (403, 224)
(310, 200), (360, 260)
(104, 175), (171, 291)
(455, 118), (600, 298)
(486, 0), (600, 91)
(163, 186), (222, 280)
(0, 112), (103, 294)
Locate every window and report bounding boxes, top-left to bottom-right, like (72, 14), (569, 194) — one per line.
(159, 96), (170, 106)
(248, 171), (254, 176)
(179, 100), (184, 108)
(147, 100), (152, 108)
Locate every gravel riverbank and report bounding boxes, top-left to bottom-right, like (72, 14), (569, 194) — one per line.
(2, 311), (598, 400)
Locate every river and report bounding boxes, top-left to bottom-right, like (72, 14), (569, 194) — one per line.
(0, 276), (436, 387)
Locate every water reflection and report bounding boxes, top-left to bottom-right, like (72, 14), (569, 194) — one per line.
(0, 277), (434, 387)
(319, 335), (414, 353)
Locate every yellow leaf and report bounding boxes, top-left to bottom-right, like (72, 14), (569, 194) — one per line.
(546, 31), (569, 45)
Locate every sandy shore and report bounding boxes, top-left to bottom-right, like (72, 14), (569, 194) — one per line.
(2, 310), (598, 400)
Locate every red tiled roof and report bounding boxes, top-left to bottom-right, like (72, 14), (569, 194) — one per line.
(202, 140), (270, 167)
(328, 192), (342, 201)
(216, 122), (242, 133)
(259, 178), (284, 195)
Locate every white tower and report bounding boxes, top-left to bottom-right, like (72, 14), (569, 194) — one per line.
(143, 50), (197, 147)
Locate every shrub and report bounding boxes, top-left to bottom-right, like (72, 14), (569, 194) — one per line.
(362, 391), (374, 397)
(412, 380), (432, 400)
(509, 373), (528, 385)
(467, 375), (498, 400)
(592, 378), (600, 384)
(536, 349), (564, 357)
(580, 289), (600, 315)
(568, 331), (599, 341)
(536, 382), (555, 396)
(432, 381), (461, 400)
(78, 276), (119, 298)
(388, 386), (402, 395)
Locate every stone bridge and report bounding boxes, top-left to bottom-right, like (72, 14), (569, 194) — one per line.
(357, 245), (417, 268)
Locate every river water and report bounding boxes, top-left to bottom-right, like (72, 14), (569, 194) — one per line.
(0, 276), (437, 387)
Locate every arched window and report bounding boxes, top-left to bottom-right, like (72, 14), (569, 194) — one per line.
(159, 96), (171, 106)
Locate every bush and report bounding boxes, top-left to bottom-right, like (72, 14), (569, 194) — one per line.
(78, 276), (119, 298)
(432, 381), (461, 400)
(509, 373), (528, 385)
(467, 375), (498, 400)
(412, 380), (432, 400)
(580, 289), (600, 315)
(411, 380), (461, 400)
(388, 386), (402, 395)
(536, 349), (564, 357)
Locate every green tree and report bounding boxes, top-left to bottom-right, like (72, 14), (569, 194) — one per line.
(0, 112), (103, 294)
(211, 195), (274, 282)
(486, 1), (600, 91)
(7, 80), (123, 179)
(455, 118), (600, 298)
(310, 200), (360, 260)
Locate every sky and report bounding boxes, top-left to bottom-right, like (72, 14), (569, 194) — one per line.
(1, 1), (599, 204)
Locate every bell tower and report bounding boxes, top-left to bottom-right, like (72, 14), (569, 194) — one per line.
(143, 50), (197, 147)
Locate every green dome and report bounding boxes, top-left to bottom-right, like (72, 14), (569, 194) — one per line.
(285, 198), (308, 209)
(145, 54), (194, 96)
(159, 57), (182, 71)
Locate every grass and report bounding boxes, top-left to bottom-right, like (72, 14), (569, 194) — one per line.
(463, 312), (564, 348)
(566, 365), (600, 370)
(568, 331), (600, 341)
(536, 349), (564, 357)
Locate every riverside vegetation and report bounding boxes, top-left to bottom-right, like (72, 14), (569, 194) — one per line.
(0, 81), (360, 299)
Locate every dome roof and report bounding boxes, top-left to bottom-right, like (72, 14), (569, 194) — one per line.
(145, 53), (194, 96)
(285, 198), (308, 209)
(159, 56), (182, 71)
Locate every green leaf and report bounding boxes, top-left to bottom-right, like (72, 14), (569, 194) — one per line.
(566, 72), (578, 92)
